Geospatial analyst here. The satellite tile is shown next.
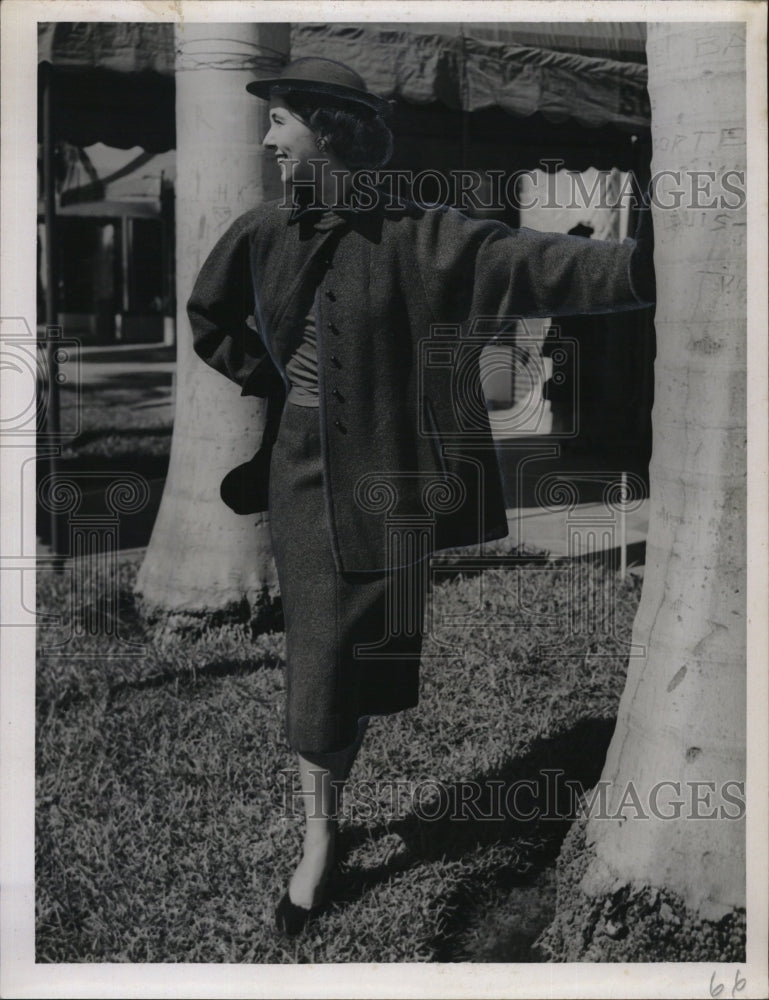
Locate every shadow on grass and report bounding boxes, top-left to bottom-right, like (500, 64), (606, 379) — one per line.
(36, 475), (167, 554)
(333, 717), (616, 960)
(107, 652), (286, 703)
(36, 582), (286, 717)
(38, 653), (285, 718)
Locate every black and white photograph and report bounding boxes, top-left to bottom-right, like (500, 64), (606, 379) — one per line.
(1, 1), (767, 997)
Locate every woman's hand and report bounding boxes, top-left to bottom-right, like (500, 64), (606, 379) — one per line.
(628, 195), (656, 305)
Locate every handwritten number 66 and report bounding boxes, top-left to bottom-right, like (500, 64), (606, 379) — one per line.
(710, 969), (746, 998)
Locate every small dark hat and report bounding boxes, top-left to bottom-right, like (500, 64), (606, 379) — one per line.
(246, 56), (392, 117)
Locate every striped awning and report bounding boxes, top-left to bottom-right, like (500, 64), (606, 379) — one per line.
(290, 22), (650, 130)
(38, 23), (175, 151)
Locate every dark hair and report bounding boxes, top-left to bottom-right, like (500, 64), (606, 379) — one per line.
(282, 91), (393, 170)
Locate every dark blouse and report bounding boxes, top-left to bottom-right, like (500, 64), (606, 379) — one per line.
(285, 310), (319, 407)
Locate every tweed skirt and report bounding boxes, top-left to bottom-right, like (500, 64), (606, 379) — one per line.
(268, 401), (424, 755)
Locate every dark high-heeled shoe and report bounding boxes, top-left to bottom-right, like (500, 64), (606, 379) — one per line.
(274, 891), (326, 936)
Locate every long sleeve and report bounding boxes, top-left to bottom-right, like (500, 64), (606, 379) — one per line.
(414, 204), (655, 327)
(188, 209), (284, 399)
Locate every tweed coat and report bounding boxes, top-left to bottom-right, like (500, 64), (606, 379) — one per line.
(189, 195), (653, 573)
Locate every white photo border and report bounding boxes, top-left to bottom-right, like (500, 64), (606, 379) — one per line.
(1, 2), (766, 997)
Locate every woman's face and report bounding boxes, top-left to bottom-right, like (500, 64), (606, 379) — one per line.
(262, 96), (322, 184)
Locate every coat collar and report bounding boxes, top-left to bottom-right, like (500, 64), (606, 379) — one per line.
(286, 185), (392, 242)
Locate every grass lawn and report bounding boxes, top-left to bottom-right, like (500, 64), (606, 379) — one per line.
(57, 377), (173, 464)
(37, 379), (174, 551)
(36, 551), (641, 963)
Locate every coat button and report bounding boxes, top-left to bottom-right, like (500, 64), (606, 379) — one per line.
(325, 289), (336, 301)
(333, 418), (347, 434)
(332, 387), (344, 402)
(327, 322), (339, 335)
(330, 354), (342, 368)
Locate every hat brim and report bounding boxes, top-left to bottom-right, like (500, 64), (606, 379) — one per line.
(246, 77), (392, 117)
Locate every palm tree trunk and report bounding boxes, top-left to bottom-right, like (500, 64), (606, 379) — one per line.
(135, 24), (289, 621)
(540, 22), (747, 957)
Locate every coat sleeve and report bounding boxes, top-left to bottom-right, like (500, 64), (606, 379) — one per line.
(414, 204), (655, 326)
(187, 209), (284, 401)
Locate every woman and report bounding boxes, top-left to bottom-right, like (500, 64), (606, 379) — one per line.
(189, 57), (655, 935)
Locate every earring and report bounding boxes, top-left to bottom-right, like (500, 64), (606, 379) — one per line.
(315, 135), (328, 153)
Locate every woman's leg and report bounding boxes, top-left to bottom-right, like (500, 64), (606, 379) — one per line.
(288, 717), (368, 909)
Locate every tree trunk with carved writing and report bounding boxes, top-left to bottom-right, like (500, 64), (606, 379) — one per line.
(135, 24), (289, 622)
(538, 22), (747, 959)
